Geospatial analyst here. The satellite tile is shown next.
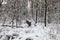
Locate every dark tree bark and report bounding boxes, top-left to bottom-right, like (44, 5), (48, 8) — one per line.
(35, 1), (39, 23)
(44, 0), (47, 26)
(36, 9), (38, 23)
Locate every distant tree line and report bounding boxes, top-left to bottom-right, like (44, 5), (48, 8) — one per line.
(0, 0), (60, 27)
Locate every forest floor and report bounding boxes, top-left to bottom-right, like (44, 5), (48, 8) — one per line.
(0, 22), (60, 40)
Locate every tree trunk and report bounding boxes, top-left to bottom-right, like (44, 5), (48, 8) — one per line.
(44, 0), (47, 26)
(31, 1), (33, 19)
(11, 16), (14, 28)
(36, 9), (38, 23)
(2, 17), (6, 26)
(16, 19), (17, 27)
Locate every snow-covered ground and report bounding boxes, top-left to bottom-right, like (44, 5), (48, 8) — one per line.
(0, 22), (60, 40)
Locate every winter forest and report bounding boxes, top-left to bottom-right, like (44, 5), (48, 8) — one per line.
(0, 0), (60, 40)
